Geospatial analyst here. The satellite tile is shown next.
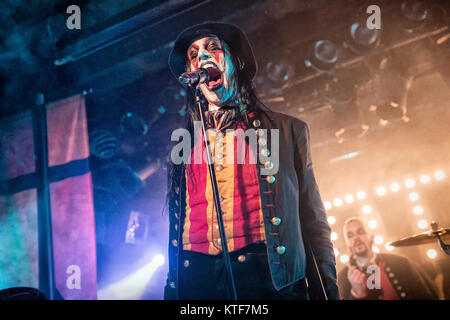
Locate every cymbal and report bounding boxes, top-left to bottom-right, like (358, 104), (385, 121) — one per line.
(389, 227), (450, 247)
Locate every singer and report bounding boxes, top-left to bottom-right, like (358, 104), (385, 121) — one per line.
(164, 22), (339, 300)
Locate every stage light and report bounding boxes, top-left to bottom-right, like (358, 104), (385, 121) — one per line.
(434, 170), (445, 180)
(327, 216), (336, 225)
(372, 245), (380, 253)
(305, 40), (339, 71)
(368, 220), (378, 229)
(385, 243), (395, 251)
(362, 205), (372, 215)
(409, 192), (419, 201)
(98, 253), (165, 300)
(340, 254), (350, 264)
(413, 206), (423, 215)
(344, 16), (381, 53)
(356, 190), (366, 200)
(427, 249), (437, 259)
(334, 248), (339, 257)
(420, 175), (430, 184)
(331, 232), (338, 241)
(159, 86), (186, 115)
(418, 219), (428, 229)
(376, 186), (386, 196)
(405, 178), (415, 188)
(401, 0), (429, 32)
(390, 183), (400, 192)
(345, 194), (355, 204)
(333, 198), (343, 207)
(264, 59), (294, 89)
(324, 201), (332, 210)
(374, 235), (384, 245)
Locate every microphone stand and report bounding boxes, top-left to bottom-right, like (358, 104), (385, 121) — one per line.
(192, 85), (238, 300)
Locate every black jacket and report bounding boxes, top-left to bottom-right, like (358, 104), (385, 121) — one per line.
(338, 253), (439, 300)
(164, 102), (339, 300)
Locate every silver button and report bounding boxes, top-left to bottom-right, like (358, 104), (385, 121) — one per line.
(266, 175), (275, 183)
(174, 224), (178, 231)
(216, 141), (223, 148)
(275, 245), (286, 255)
(220, 196), (225, 202)
(396, 286), (402, 290)
(388, 272), (394, 278)
(215, 224), (219, 230)
(238, 255), (246, 262)
(256, 129), (265, 137)
(386, 267), (391, 272)
(253, 120), (261, 127)
(216, 165), (224, 171)
(400, 292), (406, 298)
(172, 239), (178, 247)
(393, 279), (398, 284)
(217, 238), (222, 246)
(259, 148), (270, 157)
(258, 138), (267, 146)
(175, 187), (180, 194)
(271, 217), (282, 226)
(264, 161), (274, 169)
(216, 153), (223, 159)
(170, 281), (176, 289)
(184, 260), (190, 268)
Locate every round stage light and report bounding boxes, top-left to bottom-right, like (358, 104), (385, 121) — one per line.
(334, 248), (339, 257)
(340, 254), (350, 264)
(434, 170), (445, 180)
(327, 216), (336, 225)
(427, 249), (437, 259)
(345, 194), (355, 203)
(356, 190), (367, 200)
(413, 206), (423, 215)
(405, 178), (415, 188)
(368, 220), (378, 229)
(420, 175), (430, 184)
(333, 198), (343, 207)
(374, 235), (384, 245)
(390, 183), (400, 192)
(362, 205), (372, 215)
(409, 192), (419, 201)
(417, 219), (428, 229)
(376, 186), (386, 196)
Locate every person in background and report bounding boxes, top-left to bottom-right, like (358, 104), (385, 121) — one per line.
(338, 217), (439, 300)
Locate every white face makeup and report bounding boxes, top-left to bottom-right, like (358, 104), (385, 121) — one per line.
(187, 36), (239, 109)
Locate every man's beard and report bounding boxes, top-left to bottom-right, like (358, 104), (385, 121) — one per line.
(352, 242), (370, 257)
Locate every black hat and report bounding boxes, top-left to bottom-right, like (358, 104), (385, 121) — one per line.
(168, 22), (257, 82)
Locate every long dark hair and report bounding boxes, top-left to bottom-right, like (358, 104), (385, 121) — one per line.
(163, 40), (264, 216)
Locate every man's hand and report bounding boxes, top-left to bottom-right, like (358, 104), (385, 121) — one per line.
(347, 266), (367, 298)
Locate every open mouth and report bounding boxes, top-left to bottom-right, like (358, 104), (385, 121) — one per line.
(201, 63), (223, 90)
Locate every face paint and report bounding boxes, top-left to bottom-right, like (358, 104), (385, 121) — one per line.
(187, 37), (240, 108)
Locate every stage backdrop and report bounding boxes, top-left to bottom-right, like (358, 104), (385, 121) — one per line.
(0, 95), (97, 299)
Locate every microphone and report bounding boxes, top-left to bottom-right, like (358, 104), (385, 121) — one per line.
(179, 67), (221, 86)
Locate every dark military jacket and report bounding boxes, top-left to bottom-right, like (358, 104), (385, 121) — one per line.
(164, 101), (339, 300)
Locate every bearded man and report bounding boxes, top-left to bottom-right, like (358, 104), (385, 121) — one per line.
(338, 217), (439, 300)
(164, 22), (339, 300)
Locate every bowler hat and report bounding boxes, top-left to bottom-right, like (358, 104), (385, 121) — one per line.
(168, 22), (257, 82)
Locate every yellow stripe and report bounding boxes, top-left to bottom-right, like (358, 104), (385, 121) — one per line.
(182, 169), (192, 251)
